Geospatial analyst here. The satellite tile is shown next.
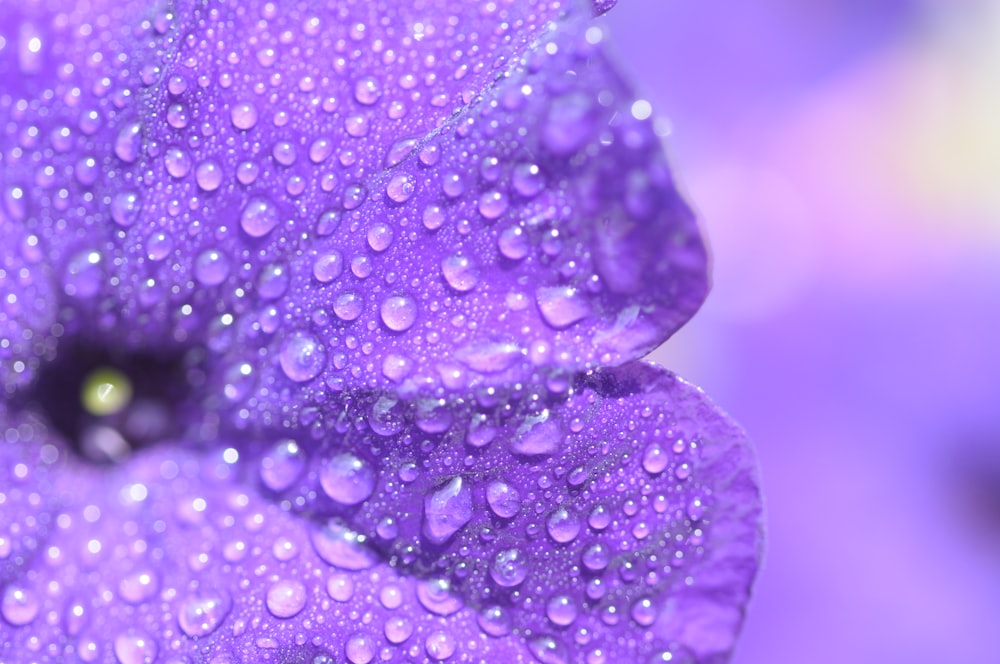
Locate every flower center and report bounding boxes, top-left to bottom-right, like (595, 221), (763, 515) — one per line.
(14, 340), (201, 464)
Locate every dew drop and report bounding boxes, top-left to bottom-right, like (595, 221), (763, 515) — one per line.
(425, 630), (456, 661)
(240, 198), (279, 238)
(194, 248), (231, 286)
(478, 190), (508, 219)
(257, 262), (290, 299)
(416, 579), (464, 616)
(512, 411), (563, 456)
(110, 191), (142, 227)
(642, 442), (669, 474)
(546, 595), (578, 627)
(384, 616), (413, 644)
(490, 548), (528, 587)
(259, 439), (306, 492)
(195, 160), (224, 191)
(113, 630), (157, 664)
(512, 162), (545, 197)
(380, 294), (417, 332)
(353, 76), (381, 105)
(423, 477), (472, 545)
(477, 605), (512, 637)
(547, 507), (581, 543)
(1, 586), (39, 626)
(345, 633), (375, 664)
(178, 591), (231, 637)
(441, 255), (479, 292)
(272, 141), (297, 166)
(631, 597), (658, 627)
(309, 137), (334, 163)
(319, 452), (376, 506)
(164, 146), (192, 178)
(279, 330), (326, 382)
(367, 223), (394, 251)
(312, 250), (344, 283)
(498, 225), (530, 260)
(231, 101), (259, 129)
(582, 543), (610, 571)
(543, 93), (596, 155)
(485, 481), (520, 519)
(536, 286), (591, 328)
(119, 569), (159, 604)
(63, 250), (103, 298)
(146, 233), (173, 261)
(311, 520), (377, 570)
(114, 121), (142, 163)
(385, 173), (415, 203)
(333, 292), (363, 322)
(266, 579), (307, 619)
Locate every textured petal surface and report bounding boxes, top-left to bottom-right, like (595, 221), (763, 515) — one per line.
(0, 364), (760, 662)
(0, 0), (706, 409)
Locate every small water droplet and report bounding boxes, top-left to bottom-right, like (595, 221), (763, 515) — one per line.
(309, 137), (334, 163)
(194, 248), (231, 286)
(195, 160), (224, 191)
(643, 442), (669, 474)
(164, 146), (192, 178)
(547, 507), (581, 543)
(353, 76), (381, 105)
(385, 173), (415, 203)
(384, 616), (413, 644)
(498, 225), (530, 260)
(478, 190), (508, 219)
(114, 122), (142, 163)
(477, 605), (512, 637)
(110, 191), (142, 227)
(512, 163), (545, 197)
(333, 292), (363, 321)
(441, 255), (479, 292)
(257, 262), (290, 299)
(272, 141), (297, 166)
(424, 630), (457, 661)
(1, 586), (39, 625)
(582, 543), (610, 571)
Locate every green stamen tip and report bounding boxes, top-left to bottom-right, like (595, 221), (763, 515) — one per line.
(81, 367), (133, 416)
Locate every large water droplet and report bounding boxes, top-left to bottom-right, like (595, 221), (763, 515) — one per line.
(63, 250), (103, 298)
(353, 76), (381, 105)
(311, 520), (377, 570)
(512, 162), (545, 197)
(546, 595), (578, 627)
(385, 173), (415, 203)
(320, 452), (376, 506)
(490, 548), (528, 587)
(119, 569), (159, 604)
(498, 225), (530, 260)
(279, 330), (326, 382)
(113, 630), (157, 664)
(478, 190), (508, 219)
(259, 439), (306, 492)
(231, 101), (259, 130)
(477, 605), (512, 637)
(441, 255), (479, 292)
(178, 591), (231, 637)
(312, 250), (344, 283)
(425, 630), (457, 661)
(380, 294), (417, 332)
(384, 616), (413, 644)
(345, 632), (375, 664)
(195, 160), (224, 191)
(164, 146), (192, 178)
(110, 191), (142, 227)
(257, 262), (290, 299)
(547, 507), (581, 543)
(333, 292), (364, 321)
(240, 198), (279, 238)
(266, 579), (307, 619)
(1, 586), (39, 626)
(486, 481), (520, 518)
(512, 411), (563, 456)
(537, 286), (590, 328)
(114, 121), (143, 163)
(194, 248), (231, 286)
(416, 579), (464, 616)
(423, 477), (472, 545)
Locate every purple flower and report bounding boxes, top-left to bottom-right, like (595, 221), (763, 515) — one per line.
(0, 1), (761, 662)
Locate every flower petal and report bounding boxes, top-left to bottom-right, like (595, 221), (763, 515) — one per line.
(1, 363), (760, 662)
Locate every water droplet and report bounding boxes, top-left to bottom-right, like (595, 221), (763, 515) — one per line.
(272, 141), (297, 166)
(422, 205), (445, 230)
(178, 591), (231, 637)
(259, 439), (306, 492)
(423, 477), (472, 544)
(490, 548), (528, 587)
(146, 233), (173, 261)
(582, 543), (610, 571)
(1, 586), (39, 625)
(333, 292), (363, 321)
(546, 595), (578, 626)
(416, 579), (464, 616)
(266, 579), (307, 619)
(319, 452), (376, 506)
(478, 190), (508, 219)
(547, 507), (581, 543)
(384, 616), (413, 644)
(344, 114), (369, 137)
(166, 103), (188, 128)
(477, 605), (512, 637)
(486, 481), (520, 518)
(110, 191), (142, 227)
(312, 250), (344, 283)
(441, 255), (478, 292)
(63, 250), (103, 298)
(311, 520), (377, 570)
(385, 173), (415, 203)
(536, 286), (590, 328)
(164, 147), (192, 178)
(380, 294), (417, 332)
(385, 137), (418, 167)
(240, 198), (279, 237)
(327, 574), (355, 602)
(425, 630), (457, 661)
(194, 248), (231, 286)
(353, 77), (381, 105)
(529, 635), (568, 664)
(231, 101), (259, 129)
(367, 223), (394, 251)
(498, 225), (530, 260)
(257, 262), (289, 299)
(512, 411), (563, 456)
(345, 633), (375, 664)
(512, 163), (545, 197)
(631, 597), (658, 626)
(114, 122), (142, 163)
(75, 156), (99, 186)
(119, 569), (159, 604)
(643, 442), (669, 474)
(279, 330), (326, 382)
(113, 630), (157, 664)
(195, 160), (224, 191)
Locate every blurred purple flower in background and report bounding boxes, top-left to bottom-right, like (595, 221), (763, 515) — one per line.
(605, 0), (1000, 662)
(0, 1), (762, 662)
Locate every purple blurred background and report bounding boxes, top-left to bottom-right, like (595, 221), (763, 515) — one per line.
(602, 1), (1000, 662)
